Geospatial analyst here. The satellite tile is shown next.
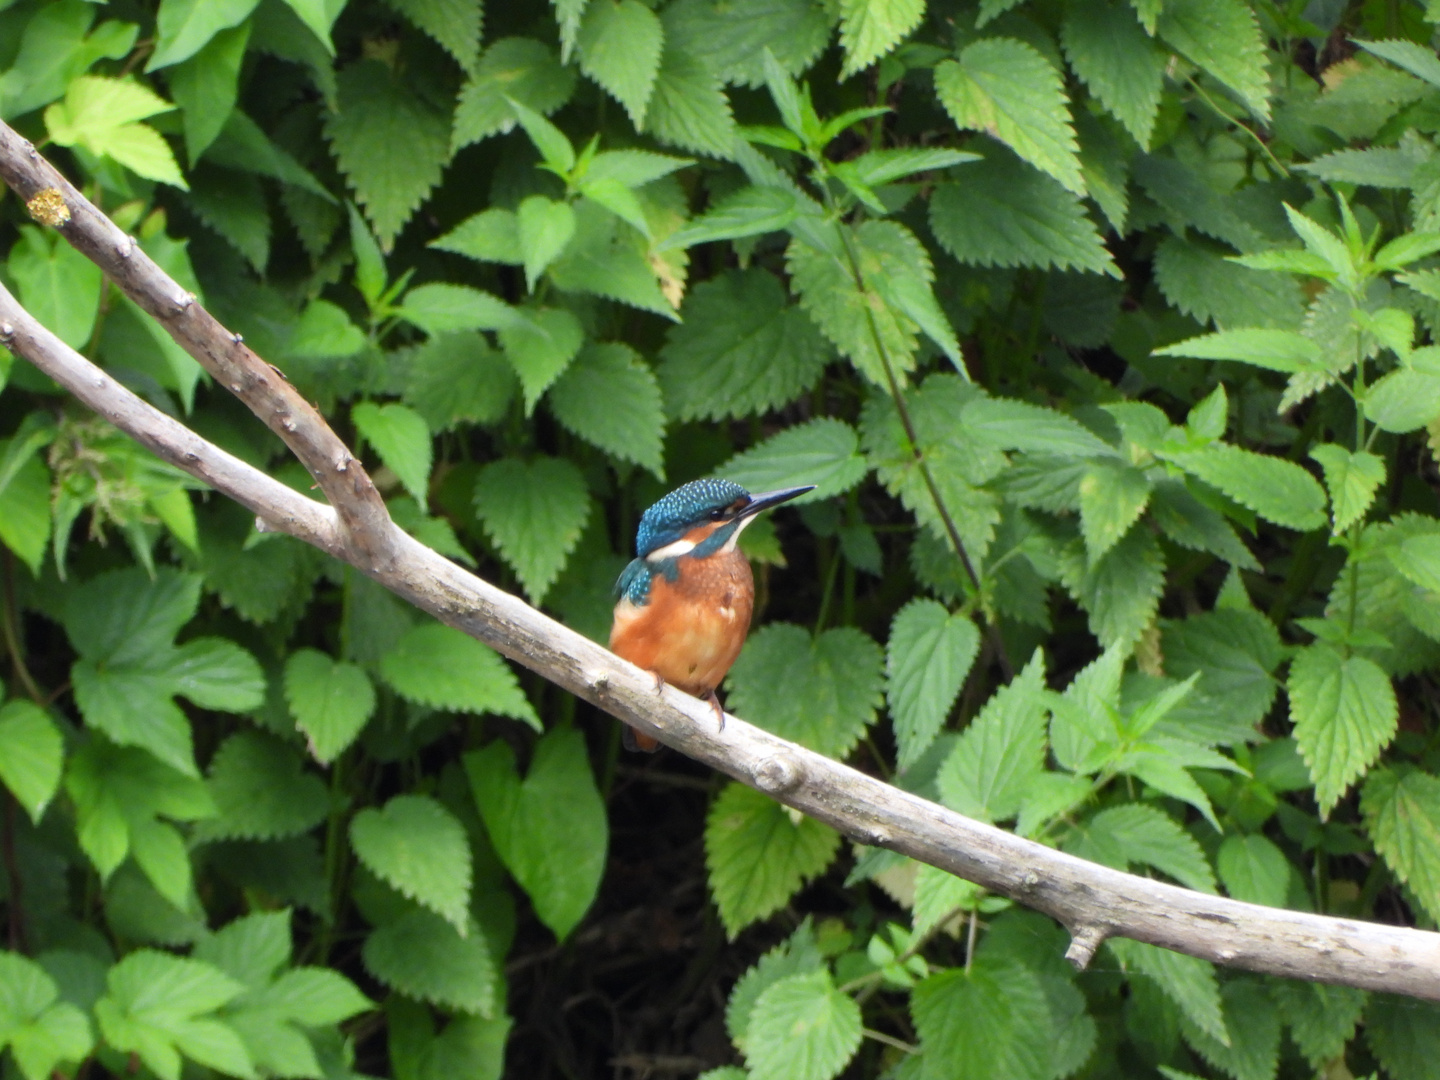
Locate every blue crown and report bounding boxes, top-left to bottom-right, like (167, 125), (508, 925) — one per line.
(635, 478), (749, 557)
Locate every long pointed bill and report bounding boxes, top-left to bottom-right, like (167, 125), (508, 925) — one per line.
(737, 485), (816, 519)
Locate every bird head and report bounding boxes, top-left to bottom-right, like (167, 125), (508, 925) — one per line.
(635, 479), (814, 560)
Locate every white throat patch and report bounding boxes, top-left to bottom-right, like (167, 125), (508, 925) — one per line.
(645, 537), (697, 561)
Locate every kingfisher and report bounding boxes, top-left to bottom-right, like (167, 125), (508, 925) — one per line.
(610, 478), (814, 751)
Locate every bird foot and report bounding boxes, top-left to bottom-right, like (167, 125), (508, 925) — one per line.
(651, 671), (666, 695)
(705, 689), (725, 732)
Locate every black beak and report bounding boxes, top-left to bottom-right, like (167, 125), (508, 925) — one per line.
(737, 485), (816, 519)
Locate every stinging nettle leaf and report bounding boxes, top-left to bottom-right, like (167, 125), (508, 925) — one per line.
(350, 794), (473, 933)
(1289, 642), (1398, 817)
(936, 651), (1047, 822)
(0, 700), (63, 823)
(1362, 766), (1440, 924)
(473, 456), (592, 605)
(745, 969), (862, 1080)
(887, 600), (982, 772)
(577, 0), (664, 127)
(838, 0), (924, 79)
(1309, 444), (1385, 534)
(284, 648), (376, 763)
(719, 418), (867, 507)
(380, 623), (539, 727)
(452, 37), (576, 151)
(1162, 445), (1327, 532)
(352, 401), (432, 505)
(1060, 0), (1166, 146)
(547, 343), (666, 478)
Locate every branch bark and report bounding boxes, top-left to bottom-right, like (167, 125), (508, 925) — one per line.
(3, 122), (1440, 1003)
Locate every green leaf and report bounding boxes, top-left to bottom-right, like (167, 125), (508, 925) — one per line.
(838, 0), (924, 79)
(1388, 531), (1440, 593)
(1271, 980), (1366, 1071)
(1162, 445), (1327, 532)
(1356, 38), (1440, 90)
(1309, 444), (1385, 534)
(399, 284), (519, 335)
(849, 147), (979, 186)
(547, 343), (666, 478)
(546, 201), (679, 318)
(727, 624), (885, 759)
(661, 185), (799, 250)
(1079, 460), (1152, 562)
(363, 910), (497, 1015)
(288, 299), (366, 359)
(936, 651), (1046, 822)
(168, 23), (248, 163)
(930, 150), (1116, 275)
(578, 0), (663, 126)
(352, 401), (432, 505)
(885, 600), (981, 771)
(1154, 328), (1322, 373)
(517, 195), (576, 290)
(1216, 834), (1290, 907)
(1366, 992), (1440, 1080)
(1149, 479), (1260, 571)
(1180, 979), (1280, 1080)
(658, 268), (830, 421)
(380, 624), (539, 727)
(1363, 366), (1440, 432)
(1060, 0), (1165, 146)
(1069, 803), (1217, 893)
(912, 957), (1052, 1080)
(727, 923), (824, 1051)
(197, 731), (328, 843)
(0, 4), (139, 120)
(746, 970), (862, 1080)
(42, 75), (184, 189)
(0, 701), (62, 823)
(787, 220), (938, 386)
(384, 0), (482, 70)
(472, 456), (591, 604)
(0, 453), (50, 577)
(453, 37), (576, 151)
(705, 781), (841, 937)
(661, 0), (832, 88)
(720, 419), (867, 506)
(499, 307), (586, 414)
(146, 0), (258, 70)
(1362, 766), (1440, 923)
(1156, 0), (1270, 119)
(324, 61), (450, 247)
(93, 950), (251, 1080)
(642, 43), (737, 157)
(430, 208), (521, 264)
(1058, 526), (1165, 650)
(1153, 237), (1305, 330)
(351, 795), (472, 933)
(1107, 938), (1226, 1046)
(1288, 642), (1398, 817)
(404, 333), (518, 432)
(935, 39), (1083, 195)
(1163, 609), (1283, 740)
(465, 727), (607, 939)
(0, 952), (94, 1080)
(7, 226), (103, 350)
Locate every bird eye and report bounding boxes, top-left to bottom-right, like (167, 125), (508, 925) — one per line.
(708, 508), (726, 521)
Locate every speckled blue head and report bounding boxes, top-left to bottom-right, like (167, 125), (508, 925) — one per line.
(635, 479), (750, 558)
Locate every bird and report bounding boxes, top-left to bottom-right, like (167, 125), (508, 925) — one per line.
(609, 478), (814, 752)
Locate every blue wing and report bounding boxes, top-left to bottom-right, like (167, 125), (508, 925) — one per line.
(614, 558), (653, 606)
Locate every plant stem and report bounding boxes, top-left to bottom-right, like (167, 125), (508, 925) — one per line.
(862, 1028), (919, 1054)
(0, 551), (42, 704)
(2, 793), (28, 953)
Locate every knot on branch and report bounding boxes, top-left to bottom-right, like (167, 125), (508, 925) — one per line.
(753, 754), (804, 794)
(1064, 924), (1108, 970)
(0, 321), (14, 345)
(25, 187), (68, 227)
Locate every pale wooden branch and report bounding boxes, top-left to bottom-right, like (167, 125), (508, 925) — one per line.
(0, 124), (394, 569)
(3, 127), (1440, 1004)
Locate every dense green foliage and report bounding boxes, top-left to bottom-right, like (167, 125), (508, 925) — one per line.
(2, 0), (1440, 1077)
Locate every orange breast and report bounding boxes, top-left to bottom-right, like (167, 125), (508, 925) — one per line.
(610, 551), (754, 696)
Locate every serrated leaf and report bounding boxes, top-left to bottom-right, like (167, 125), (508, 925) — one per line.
(404, 333), (517, 432)
(1152, 237), (1305, 330)
(453, 37), (576, 150)
(936, 651), (1046, 822)
(1156, 0), (1270, 120)
(0, 701), (63, 823)
(578, 0), (663, 126)
(283, 648), (377, 766)
(1079, 460), (1152, 562)
(746, 970), (862, 1080)
(935, 39), (1083, 195)
(547, 200), (679, 318)
(726, 923), (825, 1050)
(8, 227), (103, 351)
(705, 781), (841, 937)
(1060, 0), (1165, 145)
(547, 343), (666, 478)
(499, 307), (585, 414)
(384, 0), (482, 70)
(1058, 526), (1165, 650)
(662, 0), (832, 88)
(1362, 766), (1440, 923)
(720, 419), (867, 506)
(1069, 803), (1217, 893)
(1107, 938), (1227, 1046)
(352, 401), (432, 505)
(430, 208), (521, 263)
(1271, 979), (1366, 1070)
(1309, 444), (1384, 534)
(1216, 834), (1289, 907)
(1180, 979), (1279, 1080)
(0, 952), (93, 1080)
(930, 150), (1116, 275)
(380, 623), (539, 727)
(1289, 642), (1398, 817)
(643, 43), (737, 157)
(44, 76), (187, 188)
(728, 624), (884, 759)
(1364, 366), (1440, 432)
(400, 283), (519, 335)
(473, 455), (591, 604)
(661, 185), (799, 250)
(325, 61), (450, 247)
(350, 794), (472, 933)
(1154, 328), (1322, 373)
(1162, 609), (1283, 741)
(1162, 445), (1326, 532)
(886, 600), (981, 771)
(465, 727), (607, 939)
(838, 0), (924, 78)
(517, 195), (577, 290)
(363, 910), (496, 1015)
(659, 269), (829, 420)
(912, 957), (1052, 1080)
(197, 731), (328, 843)
(1367, 992), (1440, 1080)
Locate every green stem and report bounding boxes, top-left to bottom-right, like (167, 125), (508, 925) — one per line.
(0, 551), (43, 704)
(813, 543), (841, 633)
(862, 1028), (918, 1055)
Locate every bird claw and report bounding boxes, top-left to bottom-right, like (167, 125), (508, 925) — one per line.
(706, 689), (725, 732)
(651, 672), (666, 695)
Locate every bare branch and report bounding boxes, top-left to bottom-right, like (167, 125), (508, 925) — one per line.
(3, 127), (1440, 1003)
(0, 123), (393, 568)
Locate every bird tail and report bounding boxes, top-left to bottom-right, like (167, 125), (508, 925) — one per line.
(621, 724), (660, 753)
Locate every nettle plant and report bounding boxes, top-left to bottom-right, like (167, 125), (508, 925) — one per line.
(2, 0), (1440, 1079)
